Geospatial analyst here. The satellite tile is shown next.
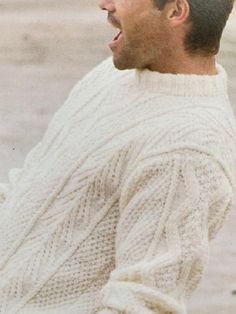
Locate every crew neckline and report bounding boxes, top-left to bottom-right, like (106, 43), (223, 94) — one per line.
(134, 63), (228, 96)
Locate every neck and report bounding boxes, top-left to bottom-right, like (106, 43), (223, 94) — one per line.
(147, 50), (217, 75)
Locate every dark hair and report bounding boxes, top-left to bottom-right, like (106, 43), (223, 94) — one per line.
(155, 0), (235, 55)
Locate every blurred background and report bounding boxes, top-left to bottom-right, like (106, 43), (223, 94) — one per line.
(0, 1), (235, 313)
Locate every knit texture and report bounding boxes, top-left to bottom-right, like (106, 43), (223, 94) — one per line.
(0, 57), (236, 314)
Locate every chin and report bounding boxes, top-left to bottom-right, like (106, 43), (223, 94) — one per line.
(112, 56), (136, 70)
(113, 62), (128, 70)
(112, 56), (127, 70)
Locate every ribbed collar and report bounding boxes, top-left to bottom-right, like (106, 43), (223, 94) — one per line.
(134, 63), (228, 96)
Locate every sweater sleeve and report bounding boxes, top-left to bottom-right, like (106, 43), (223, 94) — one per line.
(0, 140), (42, 207)
(96, 149), (234, 314)
(0, 59), (114, 207)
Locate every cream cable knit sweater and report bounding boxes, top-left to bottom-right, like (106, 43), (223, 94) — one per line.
(0, 57), (236, 314)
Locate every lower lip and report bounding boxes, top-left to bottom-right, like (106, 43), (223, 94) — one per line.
(109, 32), (123, 50)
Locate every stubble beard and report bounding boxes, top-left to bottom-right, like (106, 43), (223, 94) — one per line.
(112, 35), (164, 71)
(112, 40), (140, 70)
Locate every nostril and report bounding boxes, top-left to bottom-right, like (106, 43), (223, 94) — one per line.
(98, 0), (115, 12)
(98, 0), (108, 10)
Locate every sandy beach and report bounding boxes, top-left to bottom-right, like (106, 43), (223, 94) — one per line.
(0, 1), (235, 313)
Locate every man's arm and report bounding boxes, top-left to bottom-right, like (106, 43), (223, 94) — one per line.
(0, 140), (43, 208)
(96, 149), (233, 314)
(0, 168), (22, 204)
(0, 58), (114, 208)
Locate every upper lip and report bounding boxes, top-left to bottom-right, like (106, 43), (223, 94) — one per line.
(108, 15), (122, 30)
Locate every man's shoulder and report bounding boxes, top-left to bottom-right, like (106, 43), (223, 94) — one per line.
(79, 57), (120, 85)
(82, 57), (115, 80)
(69, 56), (130, 95)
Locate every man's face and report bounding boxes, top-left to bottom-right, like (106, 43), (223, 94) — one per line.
(99, 0), (172, 70)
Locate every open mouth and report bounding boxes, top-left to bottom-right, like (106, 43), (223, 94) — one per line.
(109, 29), (123, 50)
(107, 16), (123, 49)
(113, 30), (122, 41)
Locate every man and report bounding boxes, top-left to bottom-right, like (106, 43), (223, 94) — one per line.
(0, 0), (235, 313)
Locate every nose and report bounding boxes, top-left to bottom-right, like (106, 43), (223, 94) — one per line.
(98, 0), (115, 11)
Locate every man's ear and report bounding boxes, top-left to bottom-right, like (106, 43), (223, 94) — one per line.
(163, 0), (190, 26)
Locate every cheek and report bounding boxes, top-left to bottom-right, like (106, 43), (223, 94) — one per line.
(142, 18), (167, 43)
(121, 14), (147, 40)
(124, 19), (156, 44)
(117, 3), (149, 34)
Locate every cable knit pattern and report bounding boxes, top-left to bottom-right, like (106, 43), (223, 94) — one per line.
(0, 57), (236, 314)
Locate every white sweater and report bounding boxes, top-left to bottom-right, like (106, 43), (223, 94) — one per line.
(0, 57), (236, 314)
